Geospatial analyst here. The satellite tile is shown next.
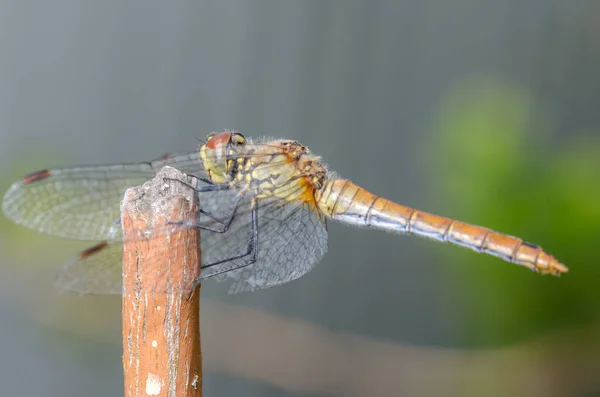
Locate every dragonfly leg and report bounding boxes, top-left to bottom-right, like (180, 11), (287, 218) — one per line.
(186, 199), (259, 299)
(163, 176), (237, 229)
(186, 174), (213, 185)
(199, 200), (258, 276)
(192, 181), (234, 224)
(198, 208), (226, 225)
(162, 176), (230, 193)
(168, 193), (243, 233)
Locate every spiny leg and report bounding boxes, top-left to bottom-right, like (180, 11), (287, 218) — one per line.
(163, 176), (230, 193)
(191, 198), (259, 290)
(165, 175), (260, 293)
(186, 174), (212, 185)
(163, 176), (238, 231)
(168, 192), (243, 233)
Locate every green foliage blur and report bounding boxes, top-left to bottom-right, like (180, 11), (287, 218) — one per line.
(427, 76), (600, 347)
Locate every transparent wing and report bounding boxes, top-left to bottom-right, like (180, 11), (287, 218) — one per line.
(55, 242), (124, 294)
(4, 144), (329, 294)
(51, 180), (245, 294)
(53, 191), (328, 295)
(199, 193), (329, 294)
(2, 151), (206, 241)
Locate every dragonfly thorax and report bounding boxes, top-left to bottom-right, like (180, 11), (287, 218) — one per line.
(236, 138), (330, 204)
(199, 132), (330, 205)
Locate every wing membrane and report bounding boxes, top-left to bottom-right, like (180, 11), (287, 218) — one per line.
(55, 242), (124, 294)
(4, 147), (329, 294)
(55, 191), (328, 295)
(2, 152), (205, 241)
(200, 195), (328, 294)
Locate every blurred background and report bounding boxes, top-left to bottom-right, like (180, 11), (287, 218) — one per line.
(1, 0), (599, 396)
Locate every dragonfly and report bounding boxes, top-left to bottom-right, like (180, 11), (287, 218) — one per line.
(2, 131), (568, 294)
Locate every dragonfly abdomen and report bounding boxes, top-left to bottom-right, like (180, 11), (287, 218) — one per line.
(318, 179), (567, 275)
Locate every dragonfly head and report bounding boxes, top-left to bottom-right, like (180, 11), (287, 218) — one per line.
(200, 131), (246, 183)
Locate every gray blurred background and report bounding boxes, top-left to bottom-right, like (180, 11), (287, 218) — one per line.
(1, 0), (599, 396)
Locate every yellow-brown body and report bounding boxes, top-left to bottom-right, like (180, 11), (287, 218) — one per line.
(201, 131), (567, 276)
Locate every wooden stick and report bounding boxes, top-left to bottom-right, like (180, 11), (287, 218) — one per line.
(121, 166), (202, 397)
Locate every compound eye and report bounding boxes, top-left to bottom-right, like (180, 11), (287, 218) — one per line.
(205, 131), (233, 150)
(206, 131), (219, 141)
(230, 132), (246, 146)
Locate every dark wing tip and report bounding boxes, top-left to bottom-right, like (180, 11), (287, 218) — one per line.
(79, 241), (110, 259)
(156, 153), (172, 161)
(22, 169), (52, 184)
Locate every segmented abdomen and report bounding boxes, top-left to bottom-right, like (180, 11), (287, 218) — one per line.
(316, 179), (567, 275)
